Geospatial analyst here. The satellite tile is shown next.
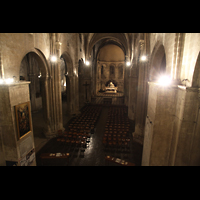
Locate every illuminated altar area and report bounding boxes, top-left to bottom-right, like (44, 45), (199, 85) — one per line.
(105, 81), (118, 93)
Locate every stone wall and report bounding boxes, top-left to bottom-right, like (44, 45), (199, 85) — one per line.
(0, 82), (36, 166)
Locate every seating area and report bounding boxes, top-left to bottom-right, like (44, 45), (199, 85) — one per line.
(36, 104), (143, 166)
(55, 105), (102, 153)
(103, 106), (131, 154)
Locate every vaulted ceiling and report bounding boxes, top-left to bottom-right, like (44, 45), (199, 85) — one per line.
(85, 33), (131, 60)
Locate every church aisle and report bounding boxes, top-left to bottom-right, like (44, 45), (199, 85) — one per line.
(68, 107), (109, 166)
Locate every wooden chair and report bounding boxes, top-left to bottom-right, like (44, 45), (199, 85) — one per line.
(57, 130), (63, 137)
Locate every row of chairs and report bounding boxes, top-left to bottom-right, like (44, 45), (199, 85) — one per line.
(103, 106), (131, 151)
(57, 130), (91, 148)
(56, 105), (102, 150)
(67, 105), (102, 133)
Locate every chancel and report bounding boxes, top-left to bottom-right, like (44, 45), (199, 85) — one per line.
(1, 33), (200, 166)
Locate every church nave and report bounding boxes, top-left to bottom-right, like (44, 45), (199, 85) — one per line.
(36, 105), (143, 166)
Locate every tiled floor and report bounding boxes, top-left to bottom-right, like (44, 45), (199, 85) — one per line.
(35, 105), (143, 166)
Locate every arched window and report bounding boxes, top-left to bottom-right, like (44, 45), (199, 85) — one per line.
(110, 65), (115, 76)
(101, 65), (104, 75)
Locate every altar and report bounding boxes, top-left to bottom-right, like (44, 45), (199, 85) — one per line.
(105, 82), (117, 93)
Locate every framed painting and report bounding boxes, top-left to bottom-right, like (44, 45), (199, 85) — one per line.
(15, 101), (32, 140)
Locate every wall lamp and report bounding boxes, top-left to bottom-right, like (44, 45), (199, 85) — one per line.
(0, 78), (14, 84)
(126, 62), (131, 67)
(157, 75), (172, 86)
(140, 55), (147, 62)
(85, 61), (90, 66)
(50, 55), (57, 62)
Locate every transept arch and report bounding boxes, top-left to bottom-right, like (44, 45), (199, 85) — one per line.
(86, 33), (129, 61)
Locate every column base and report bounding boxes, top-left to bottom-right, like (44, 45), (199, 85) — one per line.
(132, 132), (144, 145)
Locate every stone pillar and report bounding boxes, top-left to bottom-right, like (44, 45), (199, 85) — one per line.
(67, 75), (74, 114)
(133, 61), (148, 144)
(73, 74), (80, 115)
(28, 73), (37, 112)
(128, 63), (138, 121)
(48, 33), (64, 137)
(142, 82), (177, 166)
(124, 66), (130, 106)
(40, 75), (52, 137)
(171, 87), (200, 166)
(142, 83), (200, 166)
(0, 82), (36, 166)
(133, 39), (148, 144)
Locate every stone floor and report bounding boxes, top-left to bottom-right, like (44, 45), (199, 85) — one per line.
(35, 105), (143, 166)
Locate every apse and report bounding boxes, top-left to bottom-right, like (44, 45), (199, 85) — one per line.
(96, 44), (125, 94)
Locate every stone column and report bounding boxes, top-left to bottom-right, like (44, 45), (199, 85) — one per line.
(40, 75), (52, 137)
(128, 62), (138, 121)
(28, 73), (37, 112)
(133, 39), (148, 144)
(143, 84), (200, 166)
(171, 87), (200, 166)
(67, 75), (73, 114)
(48, 33), (64, 137)
(142, 82), (177, 166)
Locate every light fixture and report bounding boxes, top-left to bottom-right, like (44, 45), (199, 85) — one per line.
(85, 61), (90, 66)
(50, 55), (57, 62)
(140, 55), (147, 62)
(38, 72), (42, 78)
(126, 62), (131, 66)
(0, 78), (15, 84)
(157, 75), (171, 86)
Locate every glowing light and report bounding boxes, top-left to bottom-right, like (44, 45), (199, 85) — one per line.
(126, 62), (131, 66)
(0, 78), (15, 84)
(5, 78), (14, 84)
(141, 55), (147, 61)
(157, 75), (171, 86)
(50, 55), (57, 62)
(85, 61), (90, 66)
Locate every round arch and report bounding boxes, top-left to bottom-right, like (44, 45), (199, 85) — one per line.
(21, 48), (50, 78)
(19, 48), (51, 137)
(60, 51), (73, 76)
(86, 33), (129, 60)
(60, 51), (74, 114)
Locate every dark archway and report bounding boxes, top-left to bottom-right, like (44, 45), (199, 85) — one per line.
(60, 57), (67, 101)
(20, 52), (42, 112)
(192, 52), (200, 87)
(60, 52), (73, 123)
(149, 43), (166, 81)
